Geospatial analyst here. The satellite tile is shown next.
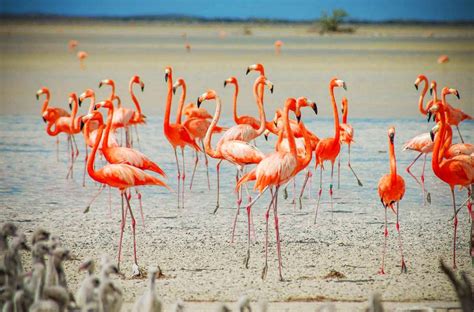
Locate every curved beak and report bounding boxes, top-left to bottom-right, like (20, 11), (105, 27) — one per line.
(224, 81), (227, 88)
(312, 103), (318, 115)
(455, 91), (460, 99)
(141, 83), (145, 92)
(414, 84), (418, 91)
(42, 117), (46, 123)
(246, 67), (250, 75)
(430, 130), (435, 142)
(69, 102), (72, 110)
(264, 133), (269, 141)
(269, 85), (274, 94)
(342, 82), (347, 90)
(80, 120), (85, 131)
(429, 87), (432, 95)
(197, 97), (202, 108)
(427, 112), (432, 122)
(78, 98), (82, 106)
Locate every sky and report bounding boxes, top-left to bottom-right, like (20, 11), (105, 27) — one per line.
(1, 0), (473, 22)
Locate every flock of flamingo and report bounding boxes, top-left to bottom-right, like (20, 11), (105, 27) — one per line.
(38, 60), (473, 280)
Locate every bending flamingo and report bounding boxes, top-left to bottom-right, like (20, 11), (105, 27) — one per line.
(163, 67), (201, 208)
(314, 78), (346, 224)
(82, 112), (169, 276)
(377, 127), (407, 274)
(428, 88), (474, 269)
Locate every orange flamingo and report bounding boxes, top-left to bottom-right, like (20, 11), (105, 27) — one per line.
(37, 87), (70, 160)
(437, 55), (449, 64)
(197, 86), (268, 253)
(377, 127), (407, 274)
(432, 123), (474, 159)
(82, 112), (169, 275)
(314, 78), (346, 224)
(236, 97), (316, 280)
(274, 40), (283, 55)
(338, 96), (363, 187)
(430, 80), (472, 143)
(163, 67), (201, 208)
(224, 76), (259, 130)
(428, 88), (474, 269)
(246, 63), (266, 104)
(183, 102), (213, 120)
(77, 51), (88, 70)
(68, 40), (78, 51)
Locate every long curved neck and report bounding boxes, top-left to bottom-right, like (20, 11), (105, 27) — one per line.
(130, 81), (142, 115)
(301, 122), (312, 166)
(259, 71), (265, 103)
(433, 97), (448, 168)
(329, 85), (340, 143)
(418, 79), (429, 115)
(46, 121), (58, 136)
(87, 125), (104, 183)
(439, 124), (453, 162)
(432, 85), (438, 103)
(164, 74), (173, 130)
(87, 95), (95, 114)
(232, 82), (240, 124)
(284, 101), (297, 157)
(41, 93), (50, 113)
(103, 106), (114, 150)
(389, 139), (397, 181)
(255, 82), (267, 136)
(70, 99), (78, 129)
(203, 97), (222, 158)
(175, 83), (186, 124)
(108, 83), (116, 101)
(342, 104), (348, 124)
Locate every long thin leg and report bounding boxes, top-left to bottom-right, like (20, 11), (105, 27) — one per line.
(124, 192), (140, 275)
(396, 202), (407, 273)
(117, 192), (126, 271)
(56, 137), (59, 162)
(262, 188), (275, 280)
(82, 143), (88, 187)
(291, 177), (296, 209)
(308, 170), (312, 199)
(84, 184), (105, 213)
(135, 188), (145, 228)
(134, 125), (141, 150)
(201, 140), (211, 190)
(348, 144), (363, 187)
(379, 205), (388, 275)
(330, 162), (335, 222)
(189, 150), (199, 190)
(273, 186), (283, 281)
(174, 148), (181, 209)
(456, 125), (465, 143)
(406, 152), (423, 186)
(337, 155), (341, 189)
(451, 187), (458, 269)
(231, 169), (242, 243)
(298, 170), (310, 210)
(420, 153), (431, 205)
(213, 160), (223, 214)
(181, 147), (186, 208)
(108, 186), (112, 218)
(66, 135), (74, 179)
(314, 166), (323, 225)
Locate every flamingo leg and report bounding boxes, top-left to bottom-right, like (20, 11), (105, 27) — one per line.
(314, 166), (323, 224)
(309, 171), (312, 199)
(396, 202), (407, 273)
(456, 125), (465, 143)
(330, 162), (335, 222)
(298, 169), (311, 210)
(405, 152), (423, 186)
(134, 125), (141, 150)
(56, 137), (59, 162)
(173, 148), (181, 209)
(124, 191), (140, 274)
(135, 188), (145, 228)
(84, 184), (105, 213)
(231, 170), (242, 243)
(189, 150), (199, 190)
(213, 160), (222, 214)
(273, 186), (283, 281)
(291, 177), (296, 208)
(108, 186), (112, 218)
(347, 144), (363, 187)
(66, 135), (74, 179)
(262, 188), (275, 280)
(181, 147), (186, 208)
(201, 140), (211, 190)
(82, 143), (88, 187)
(117, 192), (126, 271)
(420, 153), (431, 205)
(337, 155), (341, 189)
(450, 187), (458, 269)
(379, 204), (388, 275)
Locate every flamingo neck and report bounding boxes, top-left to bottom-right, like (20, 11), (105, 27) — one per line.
(255, 81), (267, 136)
(70, 98), (78, 130)
(418, 78), (429, 115)
(175, 83), (186, 124)
(232, 82), (240, 124)
(432, 85), (438, 103)
(342, 104), (348, 124)
(103, 105), (114, 150)
(130, 81), (142, 115)
(87, 95), (96, 114)
(87, 125), (104, 183)
(284, 99), (297, 157)
(203, 97), (221, 158)
(330, 85), (341, 145)
(164, 73), (173, 130)
(389, 139), (397, 182)
(108, 82), (116, 101)
(432, 101), (447, 175)
(300, 121), (312, 168)
(46, 121), (58, 136)
(41, 98), (49, 114)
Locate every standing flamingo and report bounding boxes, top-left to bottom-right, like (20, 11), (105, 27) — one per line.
(82, 112), (169, 275)
(377, 127), (407, 274)
(163, 67), (201, 208)
(430, 80), (472, 143)
(428, 88), (474, 269)
(68, 40), (78, 51)
(338, 96), (363, 187)
(224, 76), (259, 129)
(183, 102), (213, 119)
(274, 40), (283, 55)
(236, 97), (317, 280)
(314, 78), (346, 224)
(77, 51), (88, 70)
(246, 63), (266, 104)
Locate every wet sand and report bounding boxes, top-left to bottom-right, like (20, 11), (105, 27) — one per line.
(1, 20), (473, 310)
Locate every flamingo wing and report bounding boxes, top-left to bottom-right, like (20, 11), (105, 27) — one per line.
(219, 140), (265, 166)
(98, 164), (169, 190)
(402, 132), (433, 153)
(106, 147), (166, 177)
(218, 124), (256, 144)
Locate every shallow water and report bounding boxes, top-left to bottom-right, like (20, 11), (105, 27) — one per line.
(0, 21), (473, 306)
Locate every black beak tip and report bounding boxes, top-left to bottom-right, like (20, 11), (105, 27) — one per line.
(270, 86), (274, 94)
(69, 103), (72, 110)
(98, 82), (102, 88)
(165, 74), (168, 82)
(197, 98), (201, 108)
(313, 104), (318, 115)
(78, 98), (82, 105)
(246, 68), (250, 75)
(264, 134), (269, 141)
(456, 92), (460, 99)
(427, 112), (432, 122)
(296, 115), (301, 123)
(429, 88), (432, 95)
(430, 130), (435, 141)
(80, 121), (85, 131)
(36, 94), (39, 100)
(42, 117), (46, 123)
(172, 87), (176, 95)
(224, 81), (227, 88)
(414, 84), (418, 91)
(141, 86), (144, 92)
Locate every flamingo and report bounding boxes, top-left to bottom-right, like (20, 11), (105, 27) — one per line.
(68, 40), (78, 51)
(236, 97), (317, 280)
(224, 76), (259, 130)
(314, 78), (346, 224)
(197, 80), (271, 244)
(183, 102), (213, 119)
(37, 87), (70, 160)
(430, 80), (472, 143)
(428, 88), (474, 269)
(77, 51), (88, 70)
(274, 40), (283, 55)
(213, 74), (272, 213)
(338, 96), (363, 187)
(246, 63), (266, 104)
(163, 66), (201, 208)
(94, 100), (167, 226)
(377, 127), (407, 274)
(82, 112), (169, 275)
(437, 55), (449, 64)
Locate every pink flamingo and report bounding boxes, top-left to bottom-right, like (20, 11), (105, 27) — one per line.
(82, 112), (169, 275)
(77, 51), (88, 70)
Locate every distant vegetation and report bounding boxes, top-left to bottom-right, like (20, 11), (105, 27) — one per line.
(318, 9), (354, 34)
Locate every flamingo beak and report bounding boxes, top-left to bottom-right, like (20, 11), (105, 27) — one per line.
(36, 94), (39, 100)
(80, 120), (85, 131)
(224, 81), (227, 88)
(69, 102), (72, 110)
(165, 73), (169, 82)
(42, 117), (46, 123)
(342, 82), (347, 90)
(430, 130), (435, 141)
(78, 98), (82, 106)
(172, 87), (176, 95)
(269, 85), (274, 94)
(296, 114), (301, 123)
(98, 82), (103, 88)
(141, 83), (145, 92)
(389, 133), (394, 144)
(414, 84), (418, 91)
(312, 103), (318, 115)
(427, 112), (432, 122)
(455, 91), (460, 99)
(264, 133), (269, 141)
(246, 67), (250, 75)
(197, 97), (202, 108)
(429, 87), (432, 95)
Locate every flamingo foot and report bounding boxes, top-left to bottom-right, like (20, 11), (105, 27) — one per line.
(378, 268), (385, 275)
(131, 263), (142, 277)
(426, 192), (432, 205)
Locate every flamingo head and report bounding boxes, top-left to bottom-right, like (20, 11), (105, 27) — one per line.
(36, 87), (49, 100)
(68, 93), (78, 110)
(197, 90), (217, 108)
(295, 97), (318, 122)
(224, 76), (237, 88)
(246, 63), (265, 75)
(78, 89), (95, 106)
(414, 74), (428, 90)
(427, 101), (443, 122)
(429, 80), (437, 95)
(172, 78), (185, 94)
(441, 87), (460, 99)
(164, 67), (172, 82)
(388, 127), (395, 144)
(331, 78), (347, 90)
(430, 123), (440, 142)
(95, 100), (113, 110)
(263, 129), (271, 141)
(98, 79), (114, 89)
(254, 76), (274, 94)
(80, 111), (103, 130)
(131, 75), (144, 91)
